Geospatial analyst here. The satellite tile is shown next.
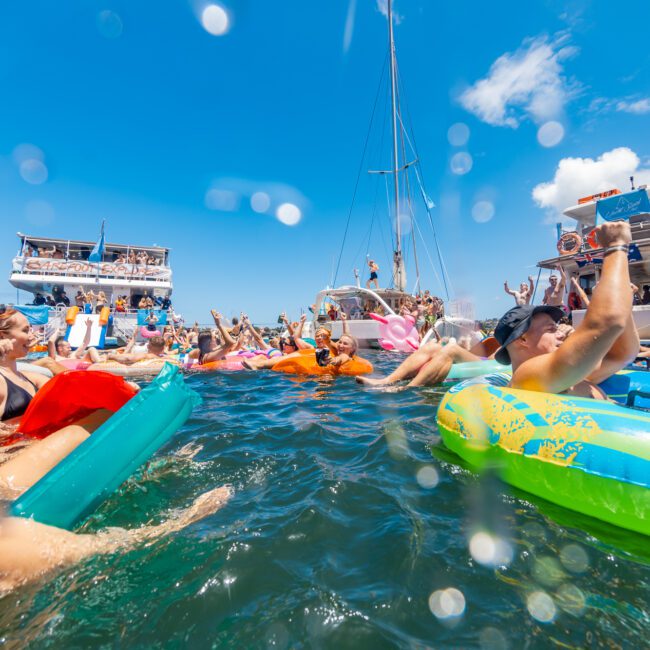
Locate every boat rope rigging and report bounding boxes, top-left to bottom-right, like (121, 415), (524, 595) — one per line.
(333, 52), (389, 288)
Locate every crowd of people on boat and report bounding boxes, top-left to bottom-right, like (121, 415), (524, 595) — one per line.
(23, 244), (165, 266)
(32, 287), (173, 314)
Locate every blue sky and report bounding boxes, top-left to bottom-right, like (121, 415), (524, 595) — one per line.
(1, 0), (649, 322)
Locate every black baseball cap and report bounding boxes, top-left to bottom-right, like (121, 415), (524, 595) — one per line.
(494, 304), (565, 365)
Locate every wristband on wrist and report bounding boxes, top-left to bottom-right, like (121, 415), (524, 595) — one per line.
(603, 244), (629, 256)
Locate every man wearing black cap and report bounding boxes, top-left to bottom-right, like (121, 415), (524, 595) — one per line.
(494, 221), (639, 399)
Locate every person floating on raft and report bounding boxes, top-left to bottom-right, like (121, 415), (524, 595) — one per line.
(242, 313), (371, 375)
(0, 306), (233, 591)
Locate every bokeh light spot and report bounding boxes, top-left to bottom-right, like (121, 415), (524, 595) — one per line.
(537, 121), (564, 148)
(415, 465), (439, 489)
(25, 200), (55, 226)
(526, 591), (556, 623)
(469, 531), (513, 567)
(559, 544), (589, 574)
(250, 191), (271, 213)
(12, 143), (44, 165)
(201, 4), (230, 36)
(447, 122), (470, 147)
(276, 202), (302, 226)
(450, 152), (473, 175)
(532, 556), (566, 587)
(472, 200), (495, 223)
(556, 583), (586, 616)
(428, 587), (466, 620)
(205, 188), (239, 212)
(96, 10), (123, 39)
(19, 159), (48, 185)
(479, 626), (509, 650)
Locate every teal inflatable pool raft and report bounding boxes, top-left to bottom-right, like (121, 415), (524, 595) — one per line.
(437, 372), (650, 536)
(11, 363), (200, 530)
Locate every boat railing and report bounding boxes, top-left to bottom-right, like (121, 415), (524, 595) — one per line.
(10, 256), (172, 284)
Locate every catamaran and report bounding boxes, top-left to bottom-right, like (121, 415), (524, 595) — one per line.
(303, 0), (452, 348)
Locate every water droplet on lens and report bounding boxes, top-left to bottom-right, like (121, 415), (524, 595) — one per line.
(416, 465), (439, 489)
(428, 587), (466, 620)
(532, 556), (566, 587)
(472, 200), (494, 223)
(276, 202), (302, 226)
(250, 191), (271, 213)
(19, 159), (48, 185)
(556, 583), (586, 616)
(450, 152), (472, 175)
(469, 531), (513, 568)
(559, 544), (589, 574)
(447, 122), (470, 147)
(537, 121), (564, 148)
(201, 4), (230, 36)
(97, 10), (123, 39)
(526, 590), (556, 623)
(479, 625), (509, 649)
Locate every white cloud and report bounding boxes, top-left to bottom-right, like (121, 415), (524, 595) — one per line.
(616, 98), (650, 114)
(532, 147), (650, 221)
(375, 0), (402, 24)
(459, 35), (578, 128)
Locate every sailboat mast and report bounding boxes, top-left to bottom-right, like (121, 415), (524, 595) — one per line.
(387, 0), (404, 291)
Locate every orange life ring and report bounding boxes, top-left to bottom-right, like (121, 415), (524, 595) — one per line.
(585, 228), (599, 250)
(557, 232), (582, 255)
(271, 349), (373, 376)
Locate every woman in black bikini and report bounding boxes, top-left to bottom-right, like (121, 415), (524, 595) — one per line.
(0, 307), (112, 495)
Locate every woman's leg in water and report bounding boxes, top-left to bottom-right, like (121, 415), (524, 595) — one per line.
(356, 342), (444, 386)
(0, 409), (113, 497)
(406, 343), (481, 387)
(243, 351), (301, 370)
(0, 486), (231, 592)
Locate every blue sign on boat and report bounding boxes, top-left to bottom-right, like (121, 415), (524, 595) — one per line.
(596, 189), (650, 223)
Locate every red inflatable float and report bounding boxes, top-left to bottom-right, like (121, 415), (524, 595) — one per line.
(12, 370), (137, 441)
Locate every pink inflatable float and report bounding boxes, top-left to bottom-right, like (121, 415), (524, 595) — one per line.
(140, 326), (162, 338)
(369, 313), (419, 353)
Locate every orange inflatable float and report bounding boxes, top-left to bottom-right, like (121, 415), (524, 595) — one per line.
(2, 371), (137, 445)
(271, 349), (373, 376)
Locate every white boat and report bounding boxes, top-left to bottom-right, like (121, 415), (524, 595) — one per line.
(306, 0), (450, 349)
(536, 186), (650, 337)
(9, 232), (174, 344)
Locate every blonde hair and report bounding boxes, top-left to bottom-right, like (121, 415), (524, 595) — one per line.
(0, 308), (19, 337)
(338, 334), (358, 355)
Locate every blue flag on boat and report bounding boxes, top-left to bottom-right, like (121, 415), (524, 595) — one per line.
(88, 221), (105, 262)
(14, 305), (50, 325)
(596, 189), (650, 223)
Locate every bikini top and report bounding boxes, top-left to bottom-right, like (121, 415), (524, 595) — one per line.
(0, 370), (37, 422)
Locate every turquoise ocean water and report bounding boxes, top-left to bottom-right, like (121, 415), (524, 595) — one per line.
(1, 351), (649, 647)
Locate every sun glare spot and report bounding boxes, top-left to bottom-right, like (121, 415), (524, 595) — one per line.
(537, 121), (564, 148)
(276, 202), (302, 226)
(450, 152), (473, 175)
(250, 191), (271, 213)
(447, 122), (470, 147)
(201, 4), (230, 36)
(469, 531), (513, 567)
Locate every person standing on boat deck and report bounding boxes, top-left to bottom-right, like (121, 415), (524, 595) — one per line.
(503, 276), (534, 306)
(543, 265), (566, 307)
(495, 221), (638, 399)
(366, 258), (379, 290)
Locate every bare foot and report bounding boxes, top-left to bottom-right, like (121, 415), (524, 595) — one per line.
(356, 375), (391, 386)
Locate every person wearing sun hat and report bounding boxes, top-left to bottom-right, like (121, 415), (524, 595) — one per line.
(495, 221), (639, 399)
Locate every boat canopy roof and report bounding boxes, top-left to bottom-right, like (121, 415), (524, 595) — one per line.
(16, 232), (170, 254)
